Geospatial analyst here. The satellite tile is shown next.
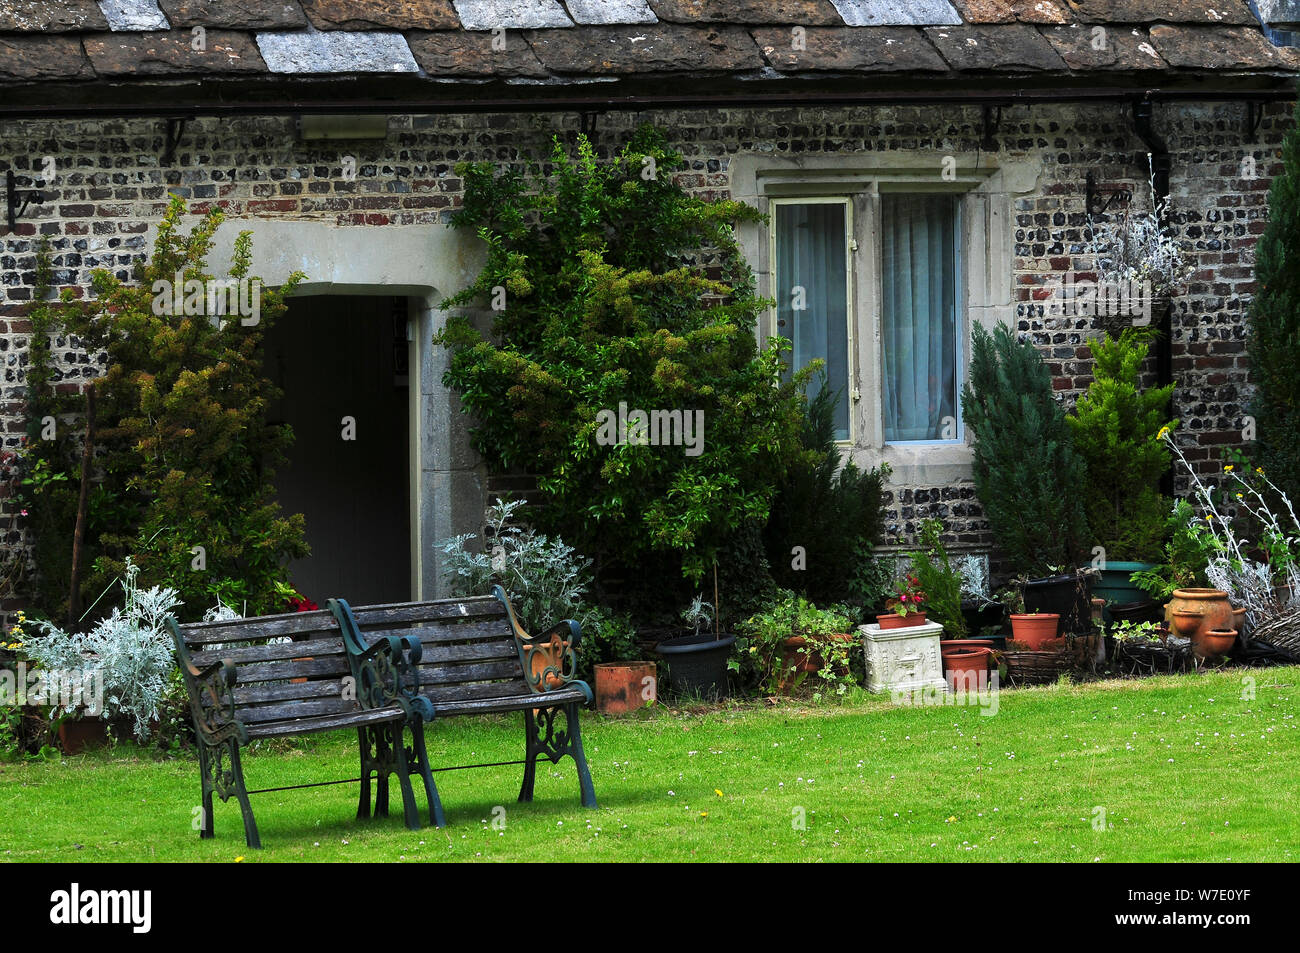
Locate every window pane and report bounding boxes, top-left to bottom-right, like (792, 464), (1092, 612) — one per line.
(881, 194), (960, 442)
(775, 203), (850, 441)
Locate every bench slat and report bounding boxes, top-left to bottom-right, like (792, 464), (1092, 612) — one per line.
(238, 697), (364, 724)
(431, 687), (587, 717)
(421, 679), (534, 704)
(357, 620), (513, 647)
(222, 655), (352, 685)
(351, 600), (504, 628)
(191, 636), (348, 667)
(232, 679), (350, 707)
(411, 659), (522, 686)
(411, 639), (518, 665)
(180, 610), (339, 645)
(244, 706), (405, 738)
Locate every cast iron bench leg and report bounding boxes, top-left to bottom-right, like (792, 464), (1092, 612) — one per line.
(408, 721), (445, 827)
(390, 723), (422, 831)
(566, 701), (599, 810)
(226, 741), (261, 850)
(197, 741), (216, 839)
(519, 708), (539, 804)
(356, 727), (372, 820)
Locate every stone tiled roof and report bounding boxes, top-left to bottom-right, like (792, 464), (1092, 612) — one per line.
(1, 0), (1297, 108)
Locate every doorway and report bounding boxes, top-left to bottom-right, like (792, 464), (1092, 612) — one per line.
(263, 295), (412, 606)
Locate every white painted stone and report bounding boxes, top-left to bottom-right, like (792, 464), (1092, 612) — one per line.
(256, 27), (419, 74)
(1257, 0), (1300, 27)
(97, 0), (169, 30)
(452, 0), (572, 30)
(564, 0), (657, 25)
(860, 620), (948, 695)
(829, 0), (961, 26)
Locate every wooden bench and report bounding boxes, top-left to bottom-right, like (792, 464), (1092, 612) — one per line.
(330, 585), (598, 827)
(167, 607), (426, 849)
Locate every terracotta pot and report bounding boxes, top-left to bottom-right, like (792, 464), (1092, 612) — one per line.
(1171, 609), (1203, 637)
(779, 633), (853, 690)
(58, 717), (108, 754)
(1195, 628), (1237, 662)
(1164, 589), (1233, 641)
(940, 639), (994, 654)
(943, 646), (992, 691)
(594, 662), (657, 715)
(877, 612), (927, 630)
(1009, 613), (1060, 650)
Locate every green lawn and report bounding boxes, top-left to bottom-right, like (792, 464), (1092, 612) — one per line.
(2, 667), (1297, 862)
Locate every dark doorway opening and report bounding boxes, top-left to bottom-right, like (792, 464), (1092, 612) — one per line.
(264, 295), (411, 606)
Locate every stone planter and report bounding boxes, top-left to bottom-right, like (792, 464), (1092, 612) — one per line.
(861, 619), (946, 695)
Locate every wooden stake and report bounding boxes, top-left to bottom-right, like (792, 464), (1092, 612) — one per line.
(68, 387), (95, 628)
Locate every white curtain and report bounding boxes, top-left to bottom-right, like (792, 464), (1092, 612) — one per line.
(775, 203), (849, 440)
(881, 194), (959, 442)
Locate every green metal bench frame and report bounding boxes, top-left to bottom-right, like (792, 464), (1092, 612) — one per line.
(167, 608), (425, 849)
(331, 586), (597, 827)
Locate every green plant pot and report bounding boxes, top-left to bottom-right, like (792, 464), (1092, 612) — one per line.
(1093, 562), (1159, 622)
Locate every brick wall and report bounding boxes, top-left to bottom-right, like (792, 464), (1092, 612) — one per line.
(0, 99), (1290, 612)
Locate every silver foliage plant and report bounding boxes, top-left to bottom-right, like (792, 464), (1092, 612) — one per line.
(1087, 157), (1195, 301)
(438, 498), (602, 636)
(25, 559), (179, 740)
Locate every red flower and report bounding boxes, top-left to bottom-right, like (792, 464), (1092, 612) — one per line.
(286, 596), (319, 612)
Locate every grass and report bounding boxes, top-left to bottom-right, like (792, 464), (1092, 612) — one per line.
(1, 666), (1297, 862)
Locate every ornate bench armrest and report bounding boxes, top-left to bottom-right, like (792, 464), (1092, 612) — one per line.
(166, 617), (245, 744)
(330, 599), (428, 719)
(492, 586), (586, 696)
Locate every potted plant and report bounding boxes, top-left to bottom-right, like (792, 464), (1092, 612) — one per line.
(961, 322), (1093, 633)
(998, 584), (1061, 652)
(591, 614), (657, 715)
(655, 596), (736, 700)
(906, 519), (994, 680)
(740, 592), (855, 697)
(877, 575), (927, 629)
(1065, 328), (1177, 621)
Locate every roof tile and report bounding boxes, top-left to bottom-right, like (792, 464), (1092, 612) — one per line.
(0, 35), (96, 80)
(255, 27), (420, 71)
(0, 0), (109, 32)
(1041, 23), (1167, 69)
(98, 0), (171, 30)
(85, 29), (267, 74)
(949, 0), (1070, 23)
(564, 0), (658, 25)
(525, 23), (759, 72)
(1068, 0), (1256, 25)
(829, 0), (961, 26)
(301, 0), (459, 30)
(648, 0), (844, 25)
(407, 28), (549, 74)
(924, 22), (1067, 69)
(1148, 23), (1300, 68)
(156, 0), (308, 28)
(452, 0), (572, 30)
(753, 25), (948, 70)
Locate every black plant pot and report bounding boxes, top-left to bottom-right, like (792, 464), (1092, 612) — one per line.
(1024, 572), (1093, 636)
(961, 600), (1005, 637)
(1107, 600), (1163, 627)
(655, 632), (736, 700)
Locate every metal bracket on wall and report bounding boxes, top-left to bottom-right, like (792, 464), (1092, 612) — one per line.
(161, 117), (190, 165)
(1246, 100), (1266, 138)
(4, 170), (43, 235)
(1085, 170), (1131, 218)
(981, 104), (1001, 152)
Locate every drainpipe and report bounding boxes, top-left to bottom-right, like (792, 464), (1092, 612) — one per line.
(1132, 95), (1175, 497)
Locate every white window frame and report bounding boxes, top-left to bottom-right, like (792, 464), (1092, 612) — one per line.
(769, 196), (856, 445)
(730, 152), (1033, 486)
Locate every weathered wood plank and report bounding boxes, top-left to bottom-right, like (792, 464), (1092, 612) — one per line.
(421, 679), (533, 704)
(224, 655), (351, 685)
(431, 687), (586, 717)
(239, 696), (358, 724)
(357, 619), (513, 647)
(243, 706), (403, 738)
(409, 658), (521, 686)
(180, 609), (338, 645)
(351, 598), (503, 628)
(191, 635), (348, 667)
(231, 678), (349, 707)
(411, 639), (518, 665)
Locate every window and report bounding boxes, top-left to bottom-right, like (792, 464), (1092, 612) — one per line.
(770, 190), (963, 448)
(772, 199), (852, 441)
(880, 193), (962, 443)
